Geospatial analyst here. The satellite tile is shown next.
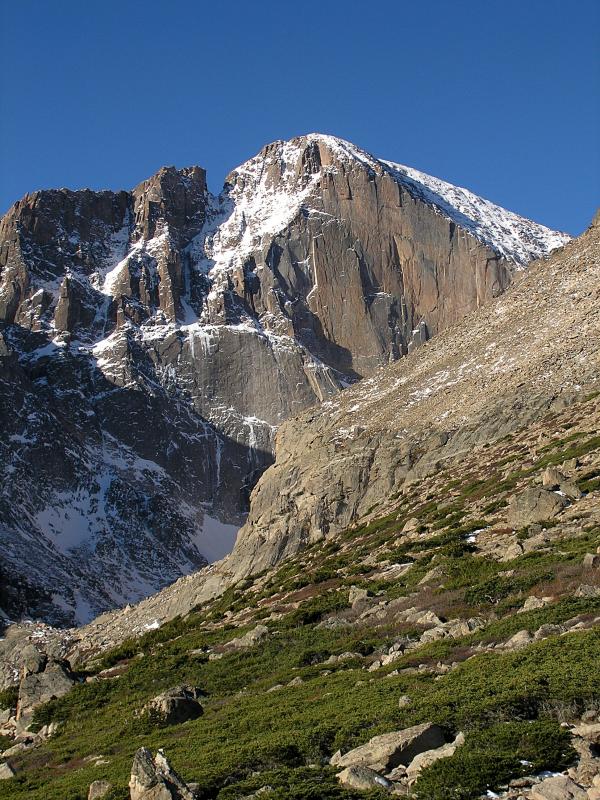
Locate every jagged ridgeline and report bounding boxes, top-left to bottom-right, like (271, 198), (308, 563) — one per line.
(0, 134), (569, 625)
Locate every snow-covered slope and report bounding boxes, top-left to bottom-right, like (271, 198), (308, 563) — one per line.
(197, 135), (567, 291)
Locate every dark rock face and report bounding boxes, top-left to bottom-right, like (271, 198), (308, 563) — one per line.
(0, 134), (567, 625)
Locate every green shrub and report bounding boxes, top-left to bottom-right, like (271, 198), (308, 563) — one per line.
(414, 720), (575, 799)
(0, 685), (18, 710)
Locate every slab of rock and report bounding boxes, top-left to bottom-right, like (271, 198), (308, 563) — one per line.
(88, 780), (113, 799)
(129, 747), (195, 800)
(507, 488), (568, 528)
(330, 723), (445, 771)
(529, 775), (587, 800)
(141, 686), (203, 726)
(336, 765), (393, 792)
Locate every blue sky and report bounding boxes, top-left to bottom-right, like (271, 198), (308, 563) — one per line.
(1, 0), (598, 233)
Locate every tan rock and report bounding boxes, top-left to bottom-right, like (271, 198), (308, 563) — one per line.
(503, 629), (533, 650)
(129, 748), (195, 800)
(529, 775), (587, 800)
(330, 723), (445, 771)
(542, 466), (565, 488)
(406, 733), (464, 783)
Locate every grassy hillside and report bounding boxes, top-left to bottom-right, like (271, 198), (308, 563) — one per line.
(1, 393), (599, 799)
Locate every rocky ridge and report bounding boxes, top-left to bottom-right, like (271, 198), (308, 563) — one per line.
(0, 134), (567, 625)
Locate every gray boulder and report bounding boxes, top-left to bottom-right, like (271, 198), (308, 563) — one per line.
(507, 487), (568, 528)
(330, 723), (445, 771)
(88, 780), (113, 799)
(336, 765), (393, 792)
(129, 747), (195, 800)
(141, 686), (203, 726)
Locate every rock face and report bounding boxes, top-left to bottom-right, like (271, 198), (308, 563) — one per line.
(0, 133), (568, 625)
(201, 212), (596, 591)
(129, 747), (195, 800)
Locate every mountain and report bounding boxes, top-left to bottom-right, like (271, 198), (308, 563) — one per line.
(0, 134), (569, 626)
(0, 214), (598, 800)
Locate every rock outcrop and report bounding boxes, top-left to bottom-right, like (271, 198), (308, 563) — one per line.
(141, 686), (203, 726)
(129, 747), (195, 800)
(0, 134), (568, 625)
(16, 656), (75, 723)
(330, 722), (445, 771)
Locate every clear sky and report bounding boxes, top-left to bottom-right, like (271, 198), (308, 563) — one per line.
(1, 0), (598, 234)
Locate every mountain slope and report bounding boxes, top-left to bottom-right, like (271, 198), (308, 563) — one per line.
(19, 211), (595, 654)
(0, 135), (569, 625)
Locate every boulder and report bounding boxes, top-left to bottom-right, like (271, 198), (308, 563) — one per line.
(574, 585), (600, 598)
(503, 630), (533, 650)
(541, 466), (565, 489)
(224, 625), (269, 650)
(17, 658), (75, 721)
(583, 554), (600, 569)
(88, 780), (113, 799)
(330, 723), (445, 771)
(406, 732), (464, 783)
(129, 747), (195, 800)
(518, 595), (552, 614)
(534, 623), (564, 640)
(336, 765), (393, 792)
(560, 481), (583, 500)
(141, 686), (203, 726)
(529, 775), (587, 800)
(348, 586), (369, 607)
(507, 488), (568, 528)
(0, 762), (15, 780)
